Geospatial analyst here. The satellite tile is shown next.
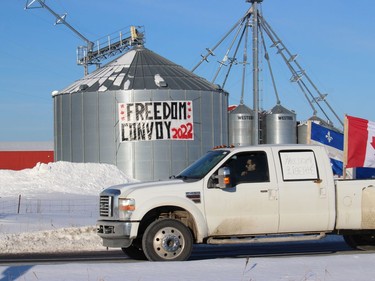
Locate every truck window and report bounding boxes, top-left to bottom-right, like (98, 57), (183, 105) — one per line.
(279, 150), (319, 181)
(226, 151), (270, 184)
(177, 150), (229, 180)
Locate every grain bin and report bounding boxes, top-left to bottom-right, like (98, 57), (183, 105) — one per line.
(53, 46), (228, 181)
(228, 104), (254, 146)
(297, 116), (335, 144)
(263, 104), (296, 144)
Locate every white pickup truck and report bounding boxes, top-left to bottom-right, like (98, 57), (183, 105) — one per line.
(97, 144), (375, 261)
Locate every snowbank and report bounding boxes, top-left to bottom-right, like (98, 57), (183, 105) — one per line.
(0, 161), (135, 254)
(0, 226), (103, 254)
(0, 161), (136, 196)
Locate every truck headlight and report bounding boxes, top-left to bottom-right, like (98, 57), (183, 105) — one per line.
(118, 198), (135, 220)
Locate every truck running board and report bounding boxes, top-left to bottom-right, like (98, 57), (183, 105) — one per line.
(207, 232), (327, 245)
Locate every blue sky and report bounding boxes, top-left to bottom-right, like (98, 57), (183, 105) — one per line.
(1, 0), (375, 141)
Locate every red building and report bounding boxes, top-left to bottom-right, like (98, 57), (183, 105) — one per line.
(0, 142), (54, 170)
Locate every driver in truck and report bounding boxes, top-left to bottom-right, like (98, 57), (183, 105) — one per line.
(241, 158), (257, 176)
(238, 154), (268, 183)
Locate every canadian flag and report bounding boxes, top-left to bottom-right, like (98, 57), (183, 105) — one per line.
(345, 115), (375, 168)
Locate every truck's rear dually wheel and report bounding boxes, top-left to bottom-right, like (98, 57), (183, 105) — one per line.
(142, 219), (193, 261)
(343, 234), (375, 250)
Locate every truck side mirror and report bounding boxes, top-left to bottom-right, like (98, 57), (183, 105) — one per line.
(216, 167), (232, 189)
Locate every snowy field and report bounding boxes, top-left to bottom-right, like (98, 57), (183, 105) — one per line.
(1, 162), (375, 280)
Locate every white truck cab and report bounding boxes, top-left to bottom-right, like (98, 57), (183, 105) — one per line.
(97, 144), (375, 261)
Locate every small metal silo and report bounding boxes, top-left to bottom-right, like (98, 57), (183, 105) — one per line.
(297, 121), (309, 144)
(263, 104), (296, 144)
(228, 104), (254, 146)
(297, 116), (336, 144)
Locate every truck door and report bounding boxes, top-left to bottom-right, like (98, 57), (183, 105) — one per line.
(203, 149), (279, 236)
(276, 149), (331, 233)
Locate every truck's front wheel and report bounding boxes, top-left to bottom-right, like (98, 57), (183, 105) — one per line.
(142, 219), (193, 261)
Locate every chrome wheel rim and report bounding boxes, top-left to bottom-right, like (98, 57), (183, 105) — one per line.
(152, 226), (185, 259)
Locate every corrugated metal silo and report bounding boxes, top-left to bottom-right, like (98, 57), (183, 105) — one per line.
(297, 116), (335, 144)
(263, 104), (296, 144)
(228, 104), (254, 146)
(297, 121), (309, 144)
(53, 46), (228, 181)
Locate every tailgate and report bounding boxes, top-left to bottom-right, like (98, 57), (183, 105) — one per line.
(335, 179), (375, 229)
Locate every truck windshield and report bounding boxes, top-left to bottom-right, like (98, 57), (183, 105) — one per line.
(176, 150), (229, 180)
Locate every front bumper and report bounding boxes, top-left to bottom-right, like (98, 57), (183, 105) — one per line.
(97, 220), (139, 248)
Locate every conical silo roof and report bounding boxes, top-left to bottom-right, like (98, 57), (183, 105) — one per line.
(268, 104), (295, 115)
(230, 103), (254, 114)
(308, 115), (331, 127)
(59, 46), (221, 94)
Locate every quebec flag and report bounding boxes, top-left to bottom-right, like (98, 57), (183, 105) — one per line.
(310, 122), (343, 176)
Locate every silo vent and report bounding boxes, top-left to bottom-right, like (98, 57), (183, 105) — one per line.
(154, 74), (167, 87)
(79, 84), (88, 91)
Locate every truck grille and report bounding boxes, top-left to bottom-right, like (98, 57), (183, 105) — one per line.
(100, 195), (113, 217)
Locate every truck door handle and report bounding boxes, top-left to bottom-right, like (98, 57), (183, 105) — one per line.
(261, 189), (278, 200)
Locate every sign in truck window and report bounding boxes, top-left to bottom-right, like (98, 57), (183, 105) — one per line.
(279, 150), (318, 180)
(119, 101), (194, 142)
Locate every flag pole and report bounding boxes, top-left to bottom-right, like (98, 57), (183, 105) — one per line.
(343, 114), (349, 179)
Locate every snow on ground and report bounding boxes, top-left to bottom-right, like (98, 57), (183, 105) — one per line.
(1, 162), (375, 280)
(0, 161), (134, 197)
(0, 162), (135, 253)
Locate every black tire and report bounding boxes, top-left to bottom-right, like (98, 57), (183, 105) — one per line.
(343, 234), (375, 250)
(142, 219), (193, 261)
(122, 242), (147, 260)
